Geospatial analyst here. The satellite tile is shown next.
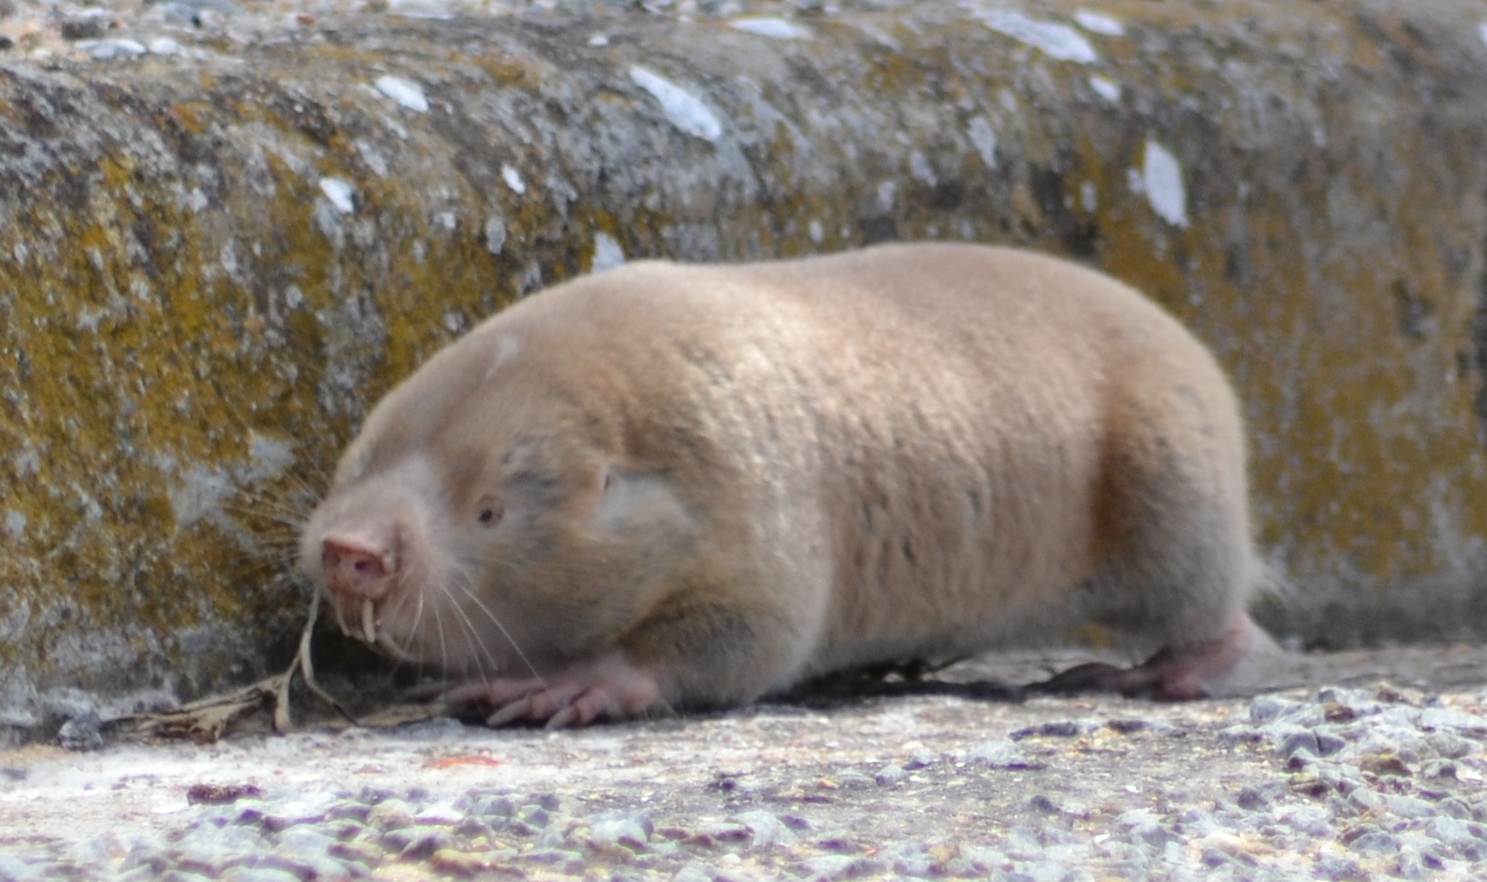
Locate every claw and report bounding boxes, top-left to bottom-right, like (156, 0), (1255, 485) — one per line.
(546, 704), (581, 730)
(438, 681), (491, 703)
(405, 680), (447, 700)
(486, 695), (536, 727)
(454, 650), (663, 727)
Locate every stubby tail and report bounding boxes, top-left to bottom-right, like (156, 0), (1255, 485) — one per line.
(1250, 556), (1297, 608)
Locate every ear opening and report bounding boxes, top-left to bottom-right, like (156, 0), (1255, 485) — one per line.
(594, 464), (641, 523)
(591, 466), (693, 538)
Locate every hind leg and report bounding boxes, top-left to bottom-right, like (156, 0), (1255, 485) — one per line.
(1038, 383), (1267, 700)
(1032, 612), (1260, 699)
(1033, 514), (1267, 700)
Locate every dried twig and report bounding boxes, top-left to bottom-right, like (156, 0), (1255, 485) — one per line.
(114, 589), (357, 742)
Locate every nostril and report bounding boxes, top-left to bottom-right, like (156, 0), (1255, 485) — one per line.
(322, 533), (391, 598)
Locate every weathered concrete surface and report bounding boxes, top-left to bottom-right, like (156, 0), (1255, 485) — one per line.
(3, 0), (1487, 738)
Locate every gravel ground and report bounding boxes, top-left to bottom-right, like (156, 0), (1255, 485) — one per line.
(2, 646), (1486, 881)
(4, 1), (1486, 879)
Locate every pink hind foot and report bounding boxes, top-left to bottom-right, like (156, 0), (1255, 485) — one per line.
(1033, 614), (1269, 700)
(442, 650), (665, 728)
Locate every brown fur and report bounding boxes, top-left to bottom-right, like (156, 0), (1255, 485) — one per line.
(300, 242), (1261, 723)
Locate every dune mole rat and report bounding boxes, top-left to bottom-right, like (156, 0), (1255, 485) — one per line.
(299, 242), (1270, 727)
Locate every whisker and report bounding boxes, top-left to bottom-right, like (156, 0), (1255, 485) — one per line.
(373, 632), (418, 662)
(233, 557), (298, 581)
(264, 576), (306, 607)
(441, 569), (505, 683)
(445, 566), (555, 709)
(276, 465), (330, 501)
(364, 578), (418, 669)
(437, 588), (490, 688)
(225, 485), (318, 528)
(221, 509), (302, 539)
(430, 578), (452, 687)
(333, 598), (348, 636)
(236, 544), (305, 571)
(235, 528), (303, 548)
(373, 564), (421, 661)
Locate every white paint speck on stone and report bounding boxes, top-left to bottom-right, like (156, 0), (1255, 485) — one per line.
(1073, 10), (1125, 36)
(1089, 74), (1121, 103)
(588, 34), (610, 47)
(80, 38), (146, 60)
(808, 219), (824, 245)
(6, 510), (27, 540)
(501, 164), (526, 195)
(378, 112), (410, 141)
(876, 180), (898, 213)
(247, 434), (295, 482)
(168, 466), (231, 530)
(147, 37), (181, 54)
(13, 448), (38, 478)
(355, 140), (389, 177)
(76, 309), (103, 332)
(1142, 140), (1188, 229)
(909, 151), (937, 185)
(730, 17), (812, 40)
(317, 178), (355, 214)
(591, 232), (626, 272)
(628, 66), (724, 142)
(374, 75), (429, 113)
(219, 240), (243, 284)
(484, 218), (507, 255)
(971, 9), (1098, 64)
(857, 22), (901, 52)
(967, 116), (998, 169)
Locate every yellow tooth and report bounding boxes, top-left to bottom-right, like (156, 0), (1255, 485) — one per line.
(361, 599), (376, 644)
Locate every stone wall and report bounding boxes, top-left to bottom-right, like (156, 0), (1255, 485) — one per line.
(3, 0), (1487, 738)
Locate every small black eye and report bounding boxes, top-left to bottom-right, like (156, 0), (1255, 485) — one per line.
(477, 496), (504, 526)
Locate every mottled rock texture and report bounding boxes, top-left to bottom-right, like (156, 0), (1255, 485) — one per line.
(2, 0), (1487, 736)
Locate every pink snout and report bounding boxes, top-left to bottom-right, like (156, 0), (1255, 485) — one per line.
(321, 532), (395, 602)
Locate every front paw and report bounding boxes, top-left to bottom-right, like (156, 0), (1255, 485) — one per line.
(442, 650), (665, 728)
